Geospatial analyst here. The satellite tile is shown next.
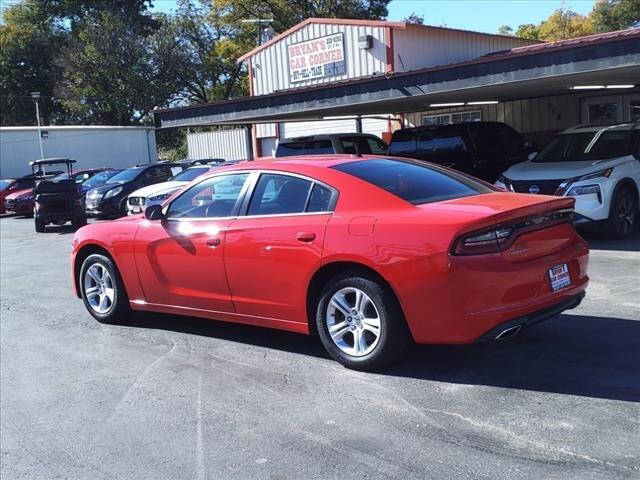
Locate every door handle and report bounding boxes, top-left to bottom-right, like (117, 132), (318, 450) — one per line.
(206, 238), (221, 248)
(296, 232), (316, 242)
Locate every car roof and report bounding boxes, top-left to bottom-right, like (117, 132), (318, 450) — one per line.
(563, 122), (640, 134)
(279, 133), (381, 142)
(392, 121), (508, 135)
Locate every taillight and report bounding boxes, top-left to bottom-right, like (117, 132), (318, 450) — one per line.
(451, 209), (573, 256)
(453, 227), (513, 255)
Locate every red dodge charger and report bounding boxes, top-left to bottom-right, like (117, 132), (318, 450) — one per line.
(71, 156), (589, 370)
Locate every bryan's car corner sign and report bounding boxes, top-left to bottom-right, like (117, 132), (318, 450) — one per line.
(288, 33), (346, 83)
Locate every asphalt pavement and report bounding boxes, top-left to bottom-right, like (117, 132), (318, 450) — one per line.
(1, 215), (639, 480)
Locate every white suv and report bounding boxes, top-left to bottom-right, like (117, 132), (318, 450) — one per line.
(495, 123), (640, 239)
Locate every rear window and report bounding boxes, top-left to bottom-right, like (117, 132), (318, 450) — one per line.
(388, 131), (416, 156)
(332, 158), (491, 205)
(416, 129), (467, 154)
(276, 140), (334, 157)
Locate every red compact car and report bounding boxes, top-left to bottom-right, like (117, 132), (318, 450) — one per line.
(71, 156), (589, 370)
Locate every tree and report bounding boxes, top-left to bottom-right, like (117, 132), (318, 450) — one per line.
(0, 0), (66, 125)
(591, 0), (640, 32)
(210, 0), (391, 43)
(536, 7), (593, 41)
(56, 11), (189, 125)
(404, 12), (424, 25)
(497, 25), (513, 35)
(515, 23), (540, 40)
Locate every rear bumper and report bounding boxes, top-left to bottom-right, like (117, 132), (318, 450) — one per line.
(475, 290), (585, 342)
(403, 230), (590, 344)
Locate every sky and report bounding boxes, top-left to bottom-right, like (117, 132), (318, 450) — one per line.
(149, 0), (598, 34)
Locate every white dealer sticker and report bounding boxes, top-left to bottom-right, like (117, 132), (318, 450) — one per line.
(548, 263), (571, 292)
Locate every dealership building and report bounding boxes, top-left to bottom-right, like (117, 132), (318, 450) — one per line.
(154, 18), (640, 159)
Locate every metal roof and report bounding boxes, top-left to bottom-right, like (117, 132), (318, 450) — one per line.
(155, 28), (640, 129)
(237, 17), (538, 63)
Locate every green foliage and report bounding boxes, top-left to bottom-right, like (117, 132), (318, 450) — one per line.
(506, 0), (638, 42)
(403, 12), (424, 25)
(497, 25), (513, 36)
(57, 11), (189, 125)
(0, 0), (65, 125)
(514, 23), (540, 40)
(591, 0), (640, 32)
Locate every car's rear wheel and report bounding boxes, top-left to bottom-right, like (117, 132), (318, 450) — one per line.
(34, 218), (45, 232)
(608, 187), (637, 239)
(80, 254), (130, 324)
(316, 274), (409, 371)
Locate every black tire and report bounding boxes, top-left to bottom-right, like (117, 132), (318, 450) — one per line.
(315, 273), (410, 371)
(607, 187), (637, 240)
(79, 253), (131, 324)
(34, 218), (45, 232)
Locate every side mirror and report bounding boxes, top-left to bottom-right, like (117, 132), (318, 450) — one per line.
(145, 204), (165, 221)
(527, 152), (538, 161)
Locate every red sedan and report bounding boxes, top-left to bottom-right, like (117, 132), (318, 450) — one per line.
(71, 156), (589, 370)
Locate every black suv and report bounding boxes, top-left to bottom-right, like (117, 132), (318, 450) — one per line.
(387, 122), (533, 183)
(85, 163), (180, 218)
(31, 158), (87, 232)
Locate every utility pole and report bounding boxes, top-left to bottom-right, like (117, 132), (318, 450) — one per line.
(31, 92), (45, 159)
(241, 18), (275, 46)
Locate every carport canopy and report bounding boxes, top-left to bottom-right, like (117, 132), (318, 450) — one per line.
(154, 29), (640, 128)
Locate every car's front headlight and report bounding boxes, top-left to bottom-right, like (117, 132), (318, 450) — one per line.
(148, 193), (171, 202)
(566, 184), (601, 196)
(104, 186), (123, 199)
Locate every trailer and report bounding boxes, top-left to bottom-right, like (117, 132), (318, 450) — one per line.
(0, 126), (157, 179)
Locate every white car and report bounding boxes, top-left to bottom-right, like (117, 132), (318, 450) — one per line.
(495, 123), (639, 239)
(126, 166), (210, 215)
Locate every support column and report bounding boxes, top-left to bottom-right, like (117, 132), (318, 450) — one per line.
(244, 124), (254, 160)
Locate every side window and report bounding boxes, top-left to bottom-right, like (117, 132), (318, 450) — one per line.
(167, 173), (249, 218)
(307, 184), (334, 212)
(248, 174), (312, 215)
(74, 173), (90, 183)
(366, 137), (388, 154)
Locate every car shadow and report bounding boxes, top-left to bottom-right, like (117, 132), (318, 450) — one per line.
(126, 312), (329, 359)
(384, 314), (640, 402)
(125, 311), (638, 402)
(579, 229), (640, 252)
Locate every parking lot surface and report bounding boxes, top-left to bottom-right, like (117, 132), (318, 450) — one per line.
(1, 216), (639, 480)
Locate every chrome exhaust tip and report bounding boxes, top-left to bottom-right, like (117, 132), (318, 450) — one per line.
(494, 324), (523, 340)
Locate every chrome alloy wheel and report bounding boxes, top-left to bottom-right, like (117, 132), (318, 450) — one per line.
(326, 287), (381, 357)
(83, 263), (115, 314)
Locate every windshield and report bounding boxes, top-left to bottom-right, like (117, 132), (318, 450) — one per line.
(83, 170), (119, 188)
(106, 167), (142, 184)
(0, 180), (14, 191)
(171, 167), (209, 182)
(534, 130), (635, 162)
(332, 158), (492, 205)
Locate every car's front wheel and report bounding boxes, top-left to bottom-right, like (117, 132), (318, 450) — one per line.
(608, 187), (637, 239)
(316, 274), (409, 371)
(79, 254), (130, 324)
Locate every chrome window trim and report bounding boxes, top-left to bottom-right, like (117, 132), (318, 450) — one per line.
(164, 171), (253, 220)
(163, 168), (339, 221)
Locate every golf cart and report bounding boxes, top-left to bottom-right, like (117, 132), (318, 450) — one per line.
(30, 158), (87, 232)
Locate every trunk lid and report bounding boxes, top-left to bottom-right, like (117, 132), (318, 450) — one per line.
(419, 192), (577, 261)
